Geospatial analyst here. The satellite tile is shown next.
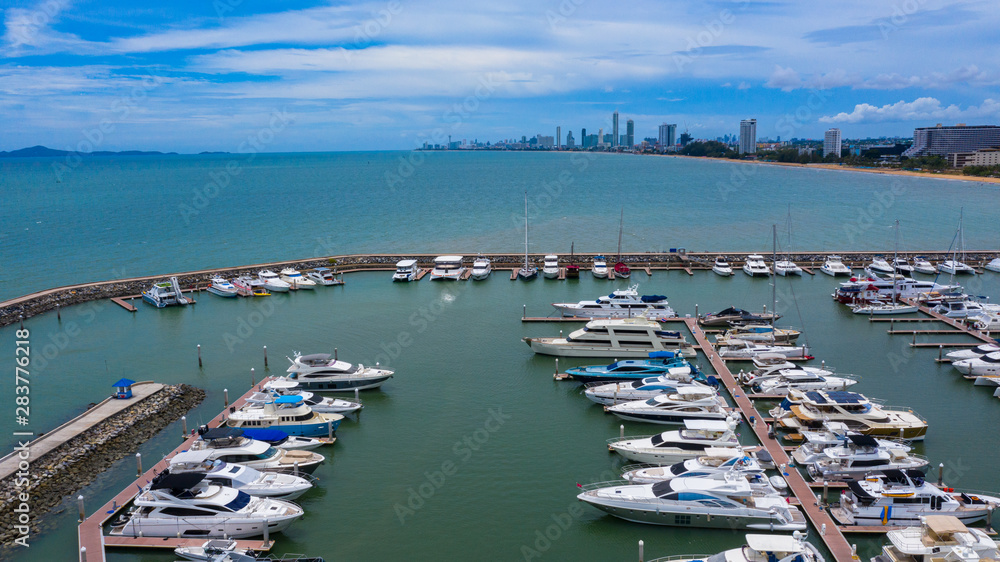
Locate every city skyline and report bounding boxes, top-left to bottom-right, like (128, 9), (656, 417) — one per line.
(2, 1), (1000, 152)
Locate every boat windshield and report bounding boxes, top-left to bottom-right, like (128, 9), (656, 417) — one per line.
(222, 491), (252, 512)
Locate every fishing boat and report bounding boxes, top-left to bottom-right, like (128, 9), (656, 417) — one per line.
(430, 256), (465, 280)
(518, 192), (538, 280)
(712, 257), (733, 276)
(820, 255), (852, 276)
(805, 433), (929, 482)
(307, 267), (342, 286)
(592, 255), (609, 278)
(873, 515), (1000, 562)
(207, 277), (238, 298)
(605, 386), (730, 425)
(770, 389), (928, 441)
(523, 316), (697, 358)
(226, 395), (344, 437)
(542, 255), (560, 279)
(142, 277), (190, 307)
(742, 254), (770, 277)
(607, 419), (741, 464)
(285, 352), (394, 391)
(551, 284), (676, 318)
(167, 450), (314, 500)
(658, 533), (824, 562)
(470, 255), (492, 280)
(698, 307), (780, 327)
(189, 427), (325, 473)
(392, 259), (419, 282)
(564, 353), (698, 384)
(912, 256), (936, 274)
(258, 270), (291, 293)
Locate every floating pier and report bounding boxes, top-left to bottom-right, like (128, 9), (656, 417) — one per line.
(110, 297), (137, 312)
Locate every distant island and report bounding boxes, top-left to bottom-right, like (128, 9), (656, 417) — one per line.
(0, 145), (230, 158)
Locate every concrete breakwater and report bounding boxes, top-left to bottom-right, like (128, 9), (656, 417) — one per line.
(0, 384), (204, 549)
(1, 251), (996, 328)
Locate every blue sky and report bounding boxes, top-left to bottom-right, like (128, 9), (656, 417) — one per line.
(2, 0), (999, 152)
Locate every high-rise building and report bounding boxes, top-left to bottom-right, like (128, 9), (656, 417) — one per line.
(556, 126), (561, 149)
(626, 119), (634, 148)
(598, 128), (604, 148)
(566, 130), (575, 149)
(903, 124), (1000, 158)
(739, 119), (757, 154)
(659, 123), (677, 147)
(612, 111), (619, 148)
(823, 128), (842, 158)
(537, 135), (554, 148)
(581, 128), (586, 146)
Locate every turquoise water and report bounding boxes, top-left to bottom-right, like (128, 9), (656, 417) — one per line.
(2, 151), (999, 301)
(3, 269), (1000, 561)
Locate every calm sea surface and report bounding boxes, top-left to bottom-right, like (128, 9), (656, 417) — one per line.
(2, 153), (1000, 561)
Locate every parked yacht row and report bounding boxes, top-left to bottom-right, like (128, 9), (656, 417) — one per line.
(141, 268), (344, 307)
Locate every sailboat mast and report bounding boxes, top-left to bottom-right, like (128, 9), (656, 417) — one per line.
(617, 208), (624, 262)
(892, 219), (899, 302)
(523, 191), (529, 270)
(771, 224), (777, 328)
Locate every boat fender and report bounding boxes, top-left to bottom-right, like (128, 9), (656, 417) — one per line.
(944, 487), (954, 493)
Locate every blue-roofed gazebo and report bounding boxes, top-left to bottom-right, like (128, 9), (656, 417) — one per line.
(112, 378), (136, 399)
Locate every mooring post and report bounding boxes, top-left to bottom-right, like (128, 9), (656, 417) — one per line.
(77, 495), (85, 522)
(181, 416), (187, 439)
(523, 304), (526, 319)
(135, 453), (142, 476)
(80, 547), (87, 562)
(823, 481), (829, 506)
(57, 304), (61, 321)
(263, 518), (270, 545)
(335, 348), (338, 361)
(939, 345), (943, 361)
(938, 462), (944, 486)
(19, 314), (24, 329)
(695, 303), (698, 318)
(638, 539), (644, 562)
(620, 424), (624, 440)
(251, 367), (255, 387)
(198, 344), (202, 367)
(328, 419), (333, 440)
(554, 358), (559, 377)
(263, 345), (268, 367)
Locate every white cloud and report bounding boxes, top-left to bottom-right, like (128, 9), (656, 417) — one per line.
(2, 0), (79, 55)
(819, 97), (1000, 124)
(737, 81), (751, 90)
(764, 65), (801, 91)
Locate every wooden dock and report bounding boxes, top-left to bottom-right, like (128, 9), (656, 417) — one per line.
(415, 268), (430, 280)
(558, 267), (566, 280)
(644, 266), (652, 276)
(460, 269), (472, 280)
(110, 297), (136, 312)
(800, 266), (815, 275)
(608, 270), (616, 280)
(901, 298), (997, 344)
(77, 379), (278, 561)
(682, 319), (859, 561)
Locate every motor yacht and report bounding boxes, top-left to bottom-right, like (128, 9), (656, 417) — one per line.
(661, 533), (824, 562)
(716, 338), (811, 360)
(621, 450), (766, 484)
(189, 427), (325, 473)
(740, 363), (858, 396)
(278, 268), (316, 290)
(718, 323), (800, 344)
(524, 317), (697, 358)
(775, 259), (803, 276)
(392, 259), (419, 282)
(470, 256), (492, 280)
(986, 258), (1000, 273)
(742, 254), (771, 277)
(912, 256), (936, 274)
(939, 260), (976, 275)
(605, 386), (730, 425)
(551, 285), (676, 319)
(430, 255), (465, 280)
(869, 257), (895, 274)
(564, 353), (697, 384)
(820, 255), (852, 276)
(607, 419), (741, 464)
(931, 296), (990, 319)
(577, 475), (806, 530)
(712, 257), (733, 276)
(805, 433), (928, 482)
(833, 274), (958, 305)
(307, 267), (342, 286)
(542, 255), (560, 279)
(258, 270), (291, 293)
(285, 352), (394, 391)
(256, 378), (363, 414)
(207, 277), (239, 298)
(873, 515), (1000, 562)
(831, 470), (1000, 527)
(968, 309), (1000, 332)
(790, 422), (912, 465)
(584, 378), (712, 405)
(698, 307), (780, 327)
(892, 257), (914, 274)
(946, 343), (1000, 362)
(108, 472), (303, 539)
(239, 428), (325, 451)
(168, 450), (314, 500)
(142, 277), (190, 307)
(592, 256), (609, 278)
(952, 351), (1000, 378)
(770, 389), (928, 441)
(226, 395), (344, 437)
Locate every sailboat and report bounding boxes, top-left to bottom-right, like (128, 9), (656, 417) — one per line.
(852, 220), (918, 315)
(774, 206), (802, 276)
(613, 208), (631, 279)
(938, 209), (976, 275)
(565, 242), (580, 278)
(517, 192), (538, 280)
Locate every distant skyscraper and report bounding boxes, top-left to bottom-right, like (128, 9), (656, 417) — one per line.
(556, 126), (561, 149)
(739, 119), (757, 154)
(824, 128), (842, 158)
(659, 123), (677, 147)
(626, 119), (634, 148)
(612, 111), (619, 148)
(566, 130), (575, 149)
(598, 127), (604, 148)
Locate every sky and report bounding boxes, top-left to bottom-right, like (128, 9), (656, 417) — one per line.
(1, 0), (999, 152)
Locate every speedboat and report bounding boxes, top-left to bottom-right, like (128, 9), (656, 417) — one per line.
(831, 469), (1000, 527)
(392, 259), (419, 282)
(912, 256), (936, 274)
(108, 472), (303, 539)
(207, 277), (238, 298)
(770, 389), (928, 441)
(986, 258), (1000, 273)
(699, 307), (780, 327)
(167, 451), (314, 500)
(577, 475), (806, 530)
(286, 352), (394, 391)
(806, 434), (928, 482)
(716, 338), (811, 360)
(605, 386), (730, 425)
(176, 541), (327, 562)
(712, 257), (733, 276)
(607, 419), (741, 464)
(621, 450), (766, 484)
(551, 284), (676, 319)
(742, 254), (771, 277)
(256, 378), (363, 414)
(874, 515), (1000, 562)
(869, 256), (895, 274)
(307, 267), (341, 286)
(775, 259), (803, 276)
(661, 533), (823, 562)
(470, 256), (492, 280)
(226, 395), (344, 437)
(564, 353), (697, 383)
(189, 427), (325, 473)
(892, 257), (914, 274)
(820, 255), (852, 276)
(142, 277), (190, 307)
(952, 352), (1000, 378)
(279, 268), (317, 290)
(718, 323), (800, 344)
(968, 309), (1000, 332)
(524, 317), (697, 358)
(430, 255), (465, 280)
(591, 256), (608, 278)
(258, 270), (291, 292)
(939, 260), (976, 275)
(542, 255), (560, 279)
(584, 378), (712, 405)
(946, 343), (1000, 362)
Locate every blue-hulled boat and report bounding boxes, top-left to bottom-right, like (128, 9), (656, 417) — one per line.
(225, 395), (344, 437)
(564, 352), (705, 384)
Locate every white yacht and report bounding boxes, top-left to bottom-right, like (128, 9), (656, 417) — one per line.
(774, 260), (803, 276)
(430, 255), (465, 280)
(821, 255), (852, 276)
(392, 259), (419, 282)
(279, 268), (317, 290)
(952, 352), (1000, 378)
(307, 267), (341, 286)
(851, 301), (919, 315)
(577, 475), (806, 530)
(869, 256), (895, 274)
(207, 277), (239, 298)
(470, 256), (492, 280)
(740, 363), (858, 396)
(621, 450), (766, 484)
(939, 260), (976, 275)
(253, 378), (363, 415)
(712, 256), (733, 276)
(258, 270), (291, 292)
(831, 469), (1000, 527)
(805, 433), (928, 482)
(718, 323), (800, 344)
(770, 389), (928, 441)
(605, 386), (730, 425)
(108, 472), (303, 539)
(912, 256), (936, 274)
(542, 255), (560, 279)
(189, 427), (325, 473)
(716, 338), (811, 360)
(968, 308), (1000, 332)
(226, 395), (344, 437)
(285, 352), (394, 391)
(551, 285), (676, 318)
(663, 533), (824, 562)
(168, 450), (314, 500)
(873, 515), (1000, 562)
(931, 296), (990, 319)
(607, 419), (741, 464)
(142, 277), (190, 307)
(584, 378), (711, 406)
(790, 422), (912, 465)
(946, 343), (1000, 362)
(986, 257), (1000, 273)
(742, 254), (771, 277)
(592, 255), (609, 278)
(892, 257), (914, 274)
(523, 317), (697, 358)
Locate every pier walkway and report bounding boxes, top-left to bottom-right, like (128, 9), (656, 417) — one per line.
(683, 319), (858, 561)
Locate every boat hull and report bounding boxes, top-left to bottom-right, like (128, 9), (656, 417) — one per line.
(526, 338), (695, 358)
(578, 495), (805, 530)
(289, 374), (392, 392)
(608, 410), (730, 425)
(207, 286), (238, 297)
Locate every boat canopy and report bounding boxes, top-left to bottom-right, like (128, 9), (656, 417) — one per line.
(241, 428), (290, 442)
(648, 351), (677, 359)
(846, 434), (879, 448)
(395, 259), (417, 267)
(151, 471), (206, 492)
(640, 295), (668, 303)
(684, 419), (731, 431)
(275, 395), (304, 404)
(201, 427), (244, 440)
(170, 449), (217, 464)
(745, 534), (807, 553)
